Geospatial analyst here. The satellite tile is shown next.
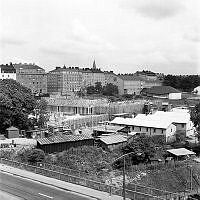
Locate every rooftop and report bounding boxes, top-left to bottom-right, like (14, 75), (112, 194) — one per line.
(14, 63), (44, 71)
(143, 86), (181, 95)
(93, 125), (125, 133)
(167, 148), (195, 156)
(37, 134), (93, 145)
(111, 117), (173, 129)
(99, 134), (127, 145)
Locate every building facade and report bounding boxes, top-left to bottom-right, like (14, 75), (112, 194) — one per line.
(14, 63), (47, 94)
(0, 63), (16, 80)
(47, 66), (82, 95)
(104, 71), (124, 95)
(120, 75), (144, 95)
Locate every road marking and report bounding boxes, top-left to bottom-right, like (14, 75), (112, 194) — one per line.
(38, 193), (53, 199)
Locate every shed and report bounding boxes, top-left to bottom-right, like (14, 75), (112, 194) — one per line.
(37, 134), (94, 153)
(6, 126), (19, 139)
(167, 148), (195, 160)
(99, 135), (127, 151)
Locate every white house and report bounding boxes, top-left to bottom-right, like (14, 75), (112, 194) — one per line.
(193, 86), (200, 95)
(111, 117), (176, 143)
(152, 111), (195, 137)
(0, 64), (16, 80)
(134, 110), (195, 137)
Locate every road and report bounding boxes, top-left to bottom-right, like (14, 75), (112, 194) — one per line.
(0, 172), (94, 200)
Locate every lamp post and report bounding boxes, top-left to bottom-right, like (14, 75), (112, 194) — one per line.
(113, 152), (135, 200)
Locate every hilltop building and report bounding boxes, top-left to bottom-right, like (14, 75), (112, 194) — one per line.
(14, 63), (47, 94)
(0, 63), (16, 80)
(47, 66), (82, 95)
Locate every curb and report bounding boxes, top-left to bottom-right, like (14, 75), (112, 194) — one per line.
(0, 168), (103, 200)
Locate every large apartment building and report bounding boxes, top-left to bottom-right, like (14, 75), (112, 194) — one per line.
(14, 63), (47, 94)
(104, 71), (124, 95)
(47, 66), (82, 95)
(119, 72), (162, 95)
(0, 63), (16, 80)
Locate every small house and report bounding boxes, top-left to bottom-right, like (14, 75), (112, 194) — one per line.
(98, 134), (127, 151)
(6, 126), (19, 139)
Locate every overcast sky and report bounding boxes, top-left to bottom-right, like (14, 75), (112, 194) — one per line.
(0, 0), (199, 74)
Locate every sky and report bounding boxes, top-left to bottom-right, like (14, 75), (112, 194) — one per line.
(0, 0), (200, 75)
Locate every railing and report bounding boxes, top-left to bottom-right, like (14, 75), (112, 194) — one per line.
(0, 158), (188, 200)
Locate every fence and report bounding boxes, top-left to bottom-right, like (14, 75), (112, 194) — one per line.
(0, 158), (188, 200)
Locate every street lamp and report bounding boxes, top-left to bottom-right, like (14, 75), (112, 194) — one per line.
(113, 152), (135, 200)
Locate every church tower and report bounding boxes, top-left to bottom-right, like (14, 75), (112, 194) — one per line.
(93, 60), (96, 69)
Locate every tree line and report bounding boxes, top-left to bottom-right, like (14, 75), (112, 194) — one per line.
(86, 82), (119, 96)
(163, 75), (200, 92)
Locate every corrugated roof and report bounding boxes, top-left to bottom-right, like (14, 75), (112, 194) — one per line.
(37, 134), (93, 145)
(167, 148), (195, 156)
(111, 117), (173, 129)
(144, 86), (180, 95)
(93, 125), (125, 133)
(99, 135), (127, 145)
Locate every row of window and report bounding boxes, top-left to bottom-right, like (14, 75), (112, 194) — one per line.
(132, 126), (164, 133)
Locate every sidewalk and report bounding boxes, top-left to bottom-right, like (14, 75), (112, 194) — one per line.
(0, 164), (126, 200)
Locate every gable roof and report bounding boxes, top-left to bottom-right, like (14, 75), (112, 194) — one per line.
(144, 86), (180, 95)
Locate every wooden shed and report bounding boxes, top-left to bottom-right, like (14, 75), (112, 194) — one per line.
(6, 126), (19, 139)
(37, 134), (94, 153)
(98, 134), (127, 151)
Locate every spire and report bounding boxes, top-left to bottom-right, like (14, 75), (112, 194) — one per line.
(93, 60), (96, 69)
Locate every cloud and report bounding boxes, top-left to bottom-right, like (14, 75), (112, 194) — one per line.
(0, 36), (26, 46)
(70, 19), (116, 51)
(184, 29), (200, 42)
(121, 0), (185, 19)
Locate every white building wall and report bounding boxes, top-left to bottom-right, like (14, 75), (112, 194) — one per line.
(0, 72), (16, 80)
(169, 93), (182, 99)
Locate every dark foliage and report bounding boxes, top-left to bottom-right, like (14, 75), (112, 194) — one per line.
(163, 75), (200, 92)
(0, 79), (36, 133)
(191, 103), (200, 132)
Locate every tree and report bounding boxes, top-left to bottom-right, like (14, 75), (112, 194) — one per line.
(121, 135), (156, 165)
(34, 99), (48, 128)
(0, 79), (36, 134)
(191, 103), (200, 132)
(86, 85), (96, 95)
(95, 82), (103, 93)
(102, 83), (119, 96)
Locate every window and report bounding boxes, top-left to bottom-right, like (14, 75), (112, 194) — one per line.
(139, 127), (141, 131)
(146, 128), (148, 132)
(181, 124), (184, 128)
(154, 128), (156, 133)
(132, 126), (134, 131)
(161, 129), (164, 134)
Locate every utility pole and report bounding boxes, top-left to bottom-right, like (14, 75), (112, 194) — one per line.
(123, 156), (126, 200)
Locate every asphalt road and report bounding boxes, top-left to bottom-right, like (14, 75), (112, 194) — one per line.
(0, 172), (94, 200)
